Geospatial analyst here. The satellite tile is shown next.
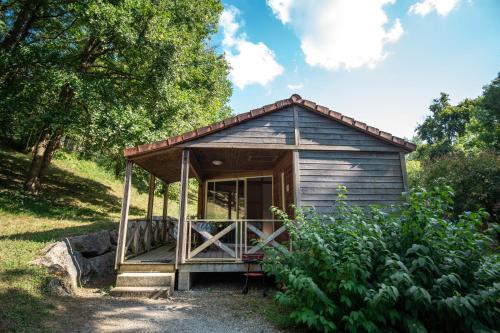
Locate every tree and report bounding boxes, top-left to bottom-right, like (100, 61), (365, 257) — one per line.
(0, 0), (232, 194)
(410, 73), (500, 219)
(416, 93), (476, 159)
(464, 73), (500, 152)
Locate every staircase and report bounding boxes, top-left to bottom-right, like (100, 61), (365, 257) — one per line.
(109, 263), (175, 299)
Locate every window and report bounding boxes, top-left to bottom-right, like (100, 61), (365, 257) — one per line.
(205, 180), (245, 220)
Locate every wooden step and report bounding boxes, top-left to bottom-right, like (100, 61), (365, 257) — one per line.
(116, 272), (174, 287)
(109, 286), (171, 299)
(118, 262), (175, 273)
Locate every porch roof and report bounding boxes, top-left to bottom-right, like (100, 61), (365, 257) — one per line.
(124, 94), (416, 159)
(131, 147), (289, 184)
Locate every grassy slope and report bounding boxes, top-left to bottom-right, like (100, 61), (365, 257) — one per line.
(0, 147), (193, 332)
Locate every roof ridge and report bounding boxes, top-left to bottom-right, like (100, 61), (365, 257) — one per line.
(124, 95), (416, 157)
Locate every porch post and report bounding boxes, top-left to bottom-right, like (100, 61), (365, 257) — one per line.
(145, 173), (155, 251)
(115, 160), (133, 269)
(399, 153), (409, 193)
(176, 149), (190, 265)
(292, 150), (301, 216)
(162, 182), (169, 242)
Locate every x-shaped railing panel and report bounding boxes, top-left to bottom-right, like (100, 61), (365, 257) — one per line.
(246, 223), (288, 254)
(189, 222), (236, 258)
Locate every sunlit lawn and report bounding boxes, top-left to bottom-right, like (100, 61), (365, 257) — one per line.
(0, 147), (195, 332)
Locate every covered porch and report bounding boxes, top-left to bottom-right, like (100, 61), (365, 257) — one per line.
(114, 147), (297, 277)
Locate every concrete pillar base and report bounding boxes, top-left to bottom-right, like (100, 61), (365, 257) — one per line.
(177, 271), (192, 291)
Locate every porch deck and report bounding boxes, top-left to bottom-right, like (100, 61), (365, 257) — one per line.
(126, 244), (176, 264)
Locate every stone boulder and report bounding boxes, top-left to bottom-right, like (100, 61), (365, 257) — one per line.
(47, 278), (71, 297)
(108, 229), (118, 245)
(31, 241), (80, 293)
(68, 230), (111, 256)
(88, 250), (116, 278)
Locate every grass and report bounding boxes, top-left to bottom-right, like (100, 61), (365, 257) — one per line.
(0, 147), (195, 332)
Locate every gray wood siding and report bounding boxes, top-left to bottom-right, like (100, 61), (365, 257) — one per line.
(298, 151), (405, 213)
(185, 107), (295, 146)
(298, 108), (401, 152)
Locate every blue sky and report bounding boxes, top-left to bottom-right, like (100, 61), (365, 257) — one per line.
(213, 0), (500, 138)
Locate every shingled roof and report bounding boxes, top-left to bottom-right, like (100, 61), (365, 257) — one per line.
(124, 94), (416, 158)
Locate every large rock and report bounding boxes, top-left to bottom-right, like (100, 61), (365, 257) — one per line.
(108, 229), (118, 245)
(73, 251), (93, 284)
(69, 231), (111, 257)
(47, 278), (71, 297)
(31, 241), (80, 292)
(88, 251), (116, 277)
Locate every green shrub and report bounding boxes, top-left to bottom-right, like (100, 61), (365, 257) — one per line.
(407, 152), (500, 218)
(263, 187), (499, 333)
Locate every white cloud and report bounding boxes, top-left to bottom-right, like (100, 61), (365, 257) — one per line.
(219, 6), (284, 89)
(266, 0), (404, 71)
(409, 0), (462, 17)
(287, 83), (304, 90)
(266, 0), (294, 24)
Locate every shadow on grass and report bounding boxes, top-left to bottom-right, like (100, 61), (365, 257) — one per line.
(0, 148), (144, 224)
(0, 267), (40, 283)
(0, 224), (118, 242)
(0, 287), (54, 333)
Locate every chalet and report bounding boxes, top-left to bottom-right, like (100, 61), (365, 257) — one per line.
(111, 94), (416, 296)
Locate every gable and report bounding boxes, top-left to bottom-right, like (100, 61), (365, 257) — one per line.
(124, 95), (415, 158)
(297, 106), (401, 152)
(183, 105), (403, 152)
(183, 106), (295, 147)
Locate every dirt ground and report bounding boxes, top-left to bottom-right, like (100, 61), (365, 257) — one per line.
(50, 273), (288, 333)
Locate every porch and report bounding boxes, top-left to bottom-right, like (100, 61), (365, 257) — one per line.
(114, 147), (297, 291)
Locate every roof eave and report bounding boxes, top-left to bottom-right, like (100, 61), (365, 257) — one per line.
(124, 94), (416, 158)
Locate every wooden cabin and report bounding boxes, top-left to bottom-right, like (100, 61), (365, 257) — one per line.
(111, 94), (416, 296)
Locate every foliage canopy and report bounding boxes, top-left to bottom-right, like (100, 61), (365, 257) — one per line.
(264, 187), (499, 333)
(0, 0), (232, 192)
(410, 73), (500, 220)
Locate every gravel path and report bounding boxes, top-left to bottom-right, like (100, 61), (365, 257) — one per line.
(63, 289), (284, 333)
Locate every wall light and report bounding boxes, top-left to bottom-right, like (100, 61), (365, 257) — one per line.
(212, 160), (223, 166)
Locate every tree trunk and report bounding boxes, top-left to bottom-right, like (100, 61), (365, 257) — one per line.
(39, 128), (63, 179)
(114, 160), (122, 178)
(24, 128), (50, 195)
(24, 127), (63, 195)
(0, 0), (45, 52)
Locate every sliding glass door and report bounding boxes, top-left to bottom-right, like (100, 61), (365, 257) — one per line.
(205, 177), (273, 220)
(205, 179), (245, 220)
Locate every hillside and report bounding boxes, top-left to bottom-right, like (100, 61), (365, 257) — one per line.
(0, 147), (190, 331)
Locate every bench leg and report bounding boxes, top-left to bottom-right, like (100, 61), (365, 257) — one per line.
(242, 274), (249, 294)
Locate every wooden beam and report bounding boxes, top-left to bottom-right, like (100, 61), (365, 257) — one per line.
(145, 174), (155, 251)
(203, 169), (273, 181)
(197, 182), (204, 219)
(293, 105), (300, 145)
(399, 152), (409, 193)
(162, 182), (169, 242)
(293, 150), (301, 214)
(162, 183), (169, 220)
(179, 142), (405, 152)
(176, 149), (190, 266)
(189, 151), (203, 183)
(115, 160), (133, 269)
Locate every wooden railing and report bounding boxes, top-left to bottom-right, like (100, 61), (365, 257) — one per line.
(185, 219), (289, 262)
(124, 216), (177, 259)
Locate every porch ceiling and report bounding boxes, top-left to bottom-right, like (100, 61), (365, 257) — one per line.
(131, 147), (288, 184)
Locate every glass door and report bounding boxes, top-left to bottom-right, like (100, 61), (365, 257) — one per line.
(205, 179), (246, 220)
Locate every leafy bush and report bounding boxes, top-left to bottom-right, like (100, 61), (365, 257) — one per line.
(263, 187), (499, 332)
(407, 152), (500, 219)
